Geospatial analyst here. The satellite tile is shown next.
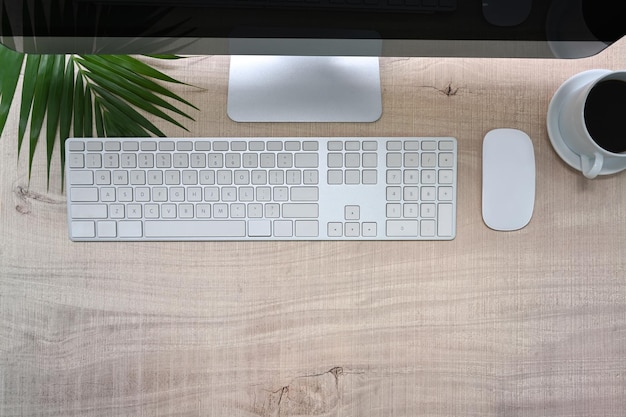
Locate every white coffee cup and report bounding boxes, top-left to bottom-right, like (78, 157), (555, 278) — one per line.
(547, 70), (626, 179)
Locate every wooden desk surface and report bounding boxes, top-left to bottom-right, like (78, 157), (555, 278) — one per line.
(1, 39), (625, 417)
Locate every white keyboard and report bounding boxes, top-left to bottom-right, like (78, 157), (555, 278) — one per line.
(66, 137), (457, 241)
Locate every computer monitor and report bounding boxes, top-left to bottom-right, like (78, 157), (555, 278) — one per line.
(1, 0), (623, 122)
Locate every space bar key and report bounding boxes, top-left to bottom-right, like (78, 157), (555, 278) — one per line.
(145, 220), (246, 238)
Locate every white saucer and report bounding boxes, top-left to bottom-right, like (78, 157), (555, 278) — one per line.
(546, 69), (624, 176)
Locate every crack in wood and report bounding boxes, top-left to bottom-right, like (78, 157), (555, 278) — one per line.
(13, 184), (65, 215)
(420, 83), (461, 97)
(257, 367), (345, 417)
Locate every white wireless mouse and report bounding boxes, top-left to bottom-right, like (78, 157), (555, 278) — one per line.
(482, 129), (535, 231)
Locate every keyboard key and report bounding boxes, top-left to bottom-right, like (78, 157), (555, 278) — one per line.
(121, 154), (137, 168)
(290, 187), (319, 201)
(421, 187), (436, 201)
(249, 141), (264, 151)
(145, 220), (246, 238)
(285, 141), (300, 151)
(130, 171), (146, 185)
(386, 203), (401, 218)
(439, 170), (454, 184)
(138, 154), (154, 168)
(295, 153), (318, 168)
(328, 170), (343, 184)
(267, 141), (282, 151)
(141, 141), (157, 151)
(127, 204), (142, 219)
(386, 153), (402, 167)
(403, 203), (419, 218)
(362, 153), (377, 168)
(247, 203), (263, 218)
(362, 222), (377, 237)
(421, 170), (436, 184)
(68, 154), (84, 168)
(404, 170), (419, 184)
(344, 205), (360, 220)
(386, 220), (418, 237)
(145, 204), (160, 218)
(404, 153), (419, 167)
(362, 141), (377, 151)
(295, 220), (318, 237)
(303, 141), (318, 151)
(95, 171), (111, 185)
(362, 170), (377, 184)
(159, 141), (175, 151)
(243, 154), (258, 168)
(70, 188), (98, 202)
(249, 220), (272, 237)
(386, 186), (401, 201)
(421, 203), (436, 218)
(173, 153), (189, 168)
(328, 222), (343, 237)
(437, 204), (454, 237)
(286, 170), (301, 185)
(303, 170), (319, 185)
(328, 153), (343, 168)
(209, 154), (224, 168)
(345, 153), (360, 168)
(345, 141), (360, 151)
(177, 141), (193, 151)
(71, 204), (107, 219)
(109, 204), (125, 219)
(100, 188), (116, 202)
(179, 204), (194, 218)
(438, 187), (454, 201)
(421, 220), (436, 237)
(87, 141), (103, 151)
(156, 154), (171, 168)
(97, 221), (117, 238)
(71, 221), (95, 238)
(162, 204), (177, 218)
(85, 154), (102, 168)
(345, 222), (360, 237)
(68, 141), (85, 151)
(260, 154), (275, 168)
(345, 170), (360, 184)
(69, 171), (94, 185)
(387, 141), (402, 151)
(421, 153), (437, 167)
(274, 220), (293, 237)
(328, 141), (343, 151)
(103, 154), (119, 168)
(439, 153), (454, 167)
(202, 187), (218, 202)
(225, 153), (241, 168)
(282, 203), (319, 218)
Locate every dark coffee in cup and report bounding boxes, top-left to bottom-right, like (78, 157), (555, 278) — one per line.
(583, 79), (626, 154)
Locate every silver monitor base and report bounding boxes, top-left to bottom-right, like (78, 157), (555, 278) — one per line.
(227, 56), (382, 122)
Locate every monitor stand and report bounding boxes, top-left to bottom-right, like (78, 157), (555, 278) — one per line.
(227, 55), (382, 123)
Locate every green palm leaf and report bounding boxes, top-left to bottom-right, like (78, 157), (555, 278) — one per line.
(0, 43), (197, 189)
(0, 45), (24, 135)
(18, 54), (41, 154)
(46, 55), (66, 182)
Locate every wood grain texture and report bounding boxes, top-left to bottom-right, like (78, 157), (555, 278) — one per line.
(1, 39), (626, 417)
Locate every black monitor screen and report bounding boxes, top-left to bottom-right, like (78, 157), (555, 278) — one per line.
(1, 0), (624, 57)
